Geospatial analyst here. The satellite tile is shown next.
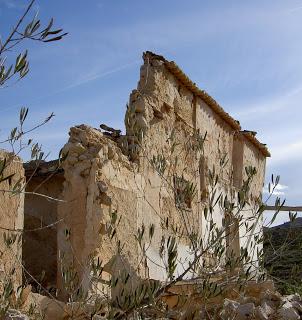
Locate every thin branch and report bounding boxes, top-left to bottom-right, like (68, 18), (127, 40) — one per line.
(0, 218), (63, 233)
(0, 188), (65, 202)
(0, 0), (36, 54)
(0, 112), (54, 144)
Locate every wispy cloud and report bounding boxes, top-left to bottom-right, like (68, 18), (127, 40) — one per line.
(268, 140), (302, 166)
(287, 5), (302, 14)
(1, 59), (139, 114)
(0, 0), (26, 9)
(232, 84), (302, 120)
(61, 59), (140, 92)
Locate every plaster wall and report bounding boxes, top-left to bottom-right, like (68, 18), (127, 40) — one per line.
(55, 52), (268, 294)
(0, 150), (24, 288)
(238, 138), (266, 269)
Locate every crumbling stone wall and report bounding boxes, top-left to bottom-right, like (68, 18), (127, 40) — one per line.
(16, 52), (269, 298)
(53, 52), (269, 296)
(57, 125), (142, 296)
(125, 52), (268, 271)
(0, 149), (24, 288)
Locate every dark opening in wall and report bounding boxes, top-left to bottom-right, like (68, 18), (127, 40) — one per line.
(232, 136), (244, 188)
(152, 107), (164, 120)
(161, 102), (172, 114)
(23, 163), (64, 292)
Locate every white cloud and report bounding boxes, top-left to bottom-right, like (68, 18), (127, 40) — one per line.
(263, 183), (289, 196)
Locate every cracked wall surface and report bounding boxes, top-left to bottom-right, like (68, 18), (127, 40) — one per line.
(0, 149), (24, 289)
(23, 52), (269, 296)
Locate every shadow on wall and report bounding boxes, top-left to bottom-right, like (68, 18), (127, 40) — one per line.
(23, 166), (64, 292)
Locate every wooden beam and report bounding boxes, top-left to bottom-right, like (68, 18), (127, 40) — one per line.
(264, 205), (302, 212)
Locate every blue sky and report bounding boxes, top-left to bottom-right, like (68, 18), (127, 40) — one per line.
(1, 0), (302, 225)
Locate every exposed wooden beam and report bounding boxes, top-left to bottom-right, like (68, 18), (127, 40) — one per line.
(264, 205), (302, 212)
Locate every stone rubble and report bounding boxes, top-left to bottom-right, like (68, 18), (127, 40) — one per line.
(0, 52), (284, 319)
(2, 287), (301, 319)
(4, 309), (29, 320)
(219, 291), (302, 320)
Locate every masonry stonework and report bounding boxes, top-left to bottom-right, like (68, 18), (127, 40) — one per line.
(23, 52), (270, 296)
(0, 149), (24, 288)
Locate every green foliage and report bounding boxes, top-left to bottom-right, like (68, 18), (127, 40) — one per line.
(0, 0), (67, 88)
(0, 1), (66, 317)
(264, 225), (302, 295)
(166, 236), (178, 280)
(150, 154), (167, 175)
(174, 175), (197, 208)
(1, 3), (297, 317)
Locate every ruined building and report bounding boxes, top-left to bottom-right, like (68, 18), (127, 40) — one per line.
(1, 52), (270, 296)
(0, 150), (24, 288)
